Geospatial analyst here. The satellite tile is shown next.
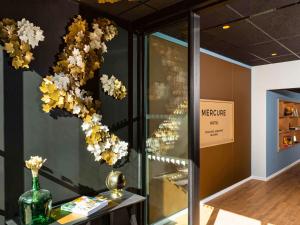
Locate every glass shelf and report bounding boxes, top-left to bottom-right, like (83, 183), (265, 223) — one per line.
(147, 153), (188, 166)
(279, 129), (300, 134)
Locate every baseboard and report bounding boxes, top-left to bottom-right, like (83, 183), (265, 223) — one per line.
(200, 176), (252, 205)
(250, 175), (266, 181)
(250, 160), (300, 182)
(265, 159), (300, 181)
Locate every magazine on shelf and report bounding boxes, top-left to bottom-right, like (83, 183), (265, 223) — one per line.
(61, 195), (109, 216)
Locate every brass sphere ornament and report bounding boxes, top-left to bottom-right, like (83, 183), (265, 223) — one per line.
(105, 170), (126, 199)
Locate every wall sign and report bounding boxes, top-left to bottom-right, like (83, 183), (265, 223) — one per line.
(200, 99), (234, 148)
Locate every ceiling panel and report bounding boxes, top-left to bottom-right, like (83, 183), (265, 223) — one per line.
(146, 0), (183, 10)
(267, 54), (298, 63)
(158, 19), (188, 42)
(201, 31), (257, 65)
(78, 0), (184, 21)
(199, 1), (300, 66)
(203, 20), (270, 48)
(250, 3), (300, 39)
(228, 0), (298, 17)
(79, 0), (140, 15)
(199, 4), (240, 30)
(248, 58), (270, 66)
(119, 4), (156, 21)
(248, 54), (299, 65)
(280, 35), (300, 53)
(246, 41), (290, 59)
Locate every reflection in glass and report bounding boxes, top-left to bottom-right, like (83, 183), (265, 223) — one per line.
(146, 21), (188, 224)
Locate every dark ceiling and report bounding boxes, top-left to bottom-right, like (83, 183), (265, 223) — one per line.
(78, 0), (184, 21)
(199, 0), (300, 66)
(78, 0), (300, 66)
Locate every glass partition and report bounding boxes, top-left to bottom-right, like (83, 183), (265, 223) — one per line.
(145, 19), (189, 225)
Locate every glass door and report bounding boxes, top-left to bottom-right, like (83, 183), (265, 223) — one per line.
(144, 19), (190, 225)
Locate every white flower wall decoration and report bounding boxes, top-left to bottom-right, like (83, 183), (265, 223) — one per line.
(0, 18), (45, 69)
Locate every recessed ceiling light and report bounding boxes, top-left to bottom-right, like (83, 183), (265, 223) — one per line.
(222, 25), (230, 30)
(271, 53), (277, 56)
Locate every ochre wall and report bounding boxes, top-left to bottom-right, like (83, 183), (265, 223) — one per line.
(200, 53), (251, 199)
(147, 35), (251, 222)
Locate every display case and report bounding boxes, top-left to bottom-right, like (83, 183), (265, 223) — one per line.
(145, 31), (189, 224)
(278, 100), (300, 151)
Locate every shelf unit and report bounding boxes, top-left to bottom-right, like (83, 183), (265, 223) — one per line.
(278, 100), (300, 151)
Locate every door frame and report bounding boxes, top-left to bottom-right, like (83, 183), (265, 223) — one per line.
(137, 11), (200, 225)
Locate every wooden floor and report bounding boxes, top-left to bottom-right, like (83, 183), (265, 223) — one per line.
(205, 163), (300, 225)
(170, 163), (300, 225)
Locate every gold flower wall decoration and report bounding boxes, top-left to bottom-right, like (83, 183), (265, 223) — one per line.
(0, 18), (45, 69)
(40, 15), (128, 166)
(100, 74), (127, 100)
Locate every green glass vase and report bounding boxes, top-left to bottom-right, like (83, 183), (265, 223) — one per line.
(18, 175), (52, 225)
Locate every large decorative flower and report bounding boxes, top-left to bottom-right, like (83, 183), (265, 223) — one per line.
(0, 18), (45, 69)
(52, 73), (70, 91)
(100, 74), (127, 100)
(40, 15), (128, 166)
(82, 113), (128, 165)
(17, 18), (45, 49)
(67, 48), (84, 68)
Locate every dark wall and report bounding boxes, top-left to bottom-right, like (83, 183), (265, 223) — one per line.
(0, 0), (138, 222)
(200, 53), (251, 199)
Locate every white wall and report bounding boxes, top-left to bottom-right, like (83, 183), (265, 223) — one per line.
(252, 60), (300, 178)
